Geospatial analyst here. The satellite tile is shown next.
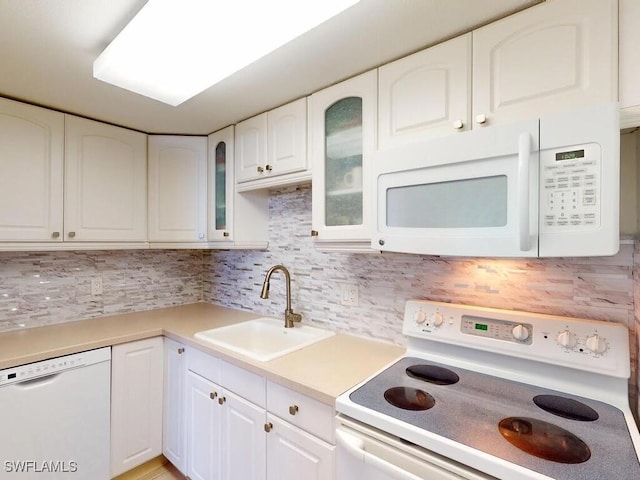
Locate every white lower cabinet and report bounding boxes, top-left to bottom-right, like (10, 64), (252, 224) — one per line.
(111, 337), (164, 478)
(181, 349), (335, 480)
(266, 414), (335, 480)
(163, 338), (187, 474)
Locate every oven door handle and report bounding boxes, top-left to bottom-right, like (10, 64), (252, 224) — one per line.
(336, 427), (423, 480)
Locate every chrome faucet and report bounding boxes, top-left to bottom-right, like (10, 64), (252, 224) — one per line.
(260, 265), (302, 328)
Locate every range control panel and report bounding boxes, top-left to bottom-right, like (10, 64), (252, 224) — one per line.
(403, 300), (630, 378)
(540, 143), (600, 232)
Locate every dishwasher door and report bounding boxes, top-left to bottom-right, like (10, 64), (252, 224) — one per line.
(0, 348), (111, 480)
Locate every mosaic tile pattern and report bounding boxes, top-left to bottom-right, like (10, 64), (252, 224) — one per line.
(0, 250), (203, 331)
(203, 185), (639, 418)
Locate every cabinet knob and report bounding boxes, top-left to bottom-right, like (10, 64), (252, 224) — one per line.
(198, 233), (205, 240)
(288, 405), (299, 416)
(264, 422), (273, 433)
(452, 119), (464, 129)
(51, 231), (60, 239)
(68, 231), (76, 238)
(475, 113), (487, 125)
(210, 391), (218, 400)
(218, 396), (226, 405)
(311, 230), (319, 237)
(223, 232), (230, 237)
(257, 166), (264, 173)
(177, 347), (185, 354)
(265, 164), (273, 171)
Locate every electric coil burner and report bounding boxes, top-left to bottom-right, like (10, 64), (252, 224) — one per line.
(336, 300), (640, 480)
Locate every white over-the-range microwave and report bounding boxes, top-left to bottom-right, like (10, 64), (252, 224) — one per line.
(374, 102), (620, 257)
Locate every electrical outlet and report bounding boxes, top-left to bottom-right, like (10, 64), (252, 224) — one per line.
(340, 282), (359, 307)
(91, 277), (103, 295)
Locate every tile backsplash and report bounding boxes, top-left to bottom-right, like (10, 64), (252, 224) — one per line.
(0, 185), (638, 417)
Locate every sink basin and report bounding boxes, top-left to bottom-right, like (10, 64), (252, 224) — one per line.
(194, 317), (335, 362)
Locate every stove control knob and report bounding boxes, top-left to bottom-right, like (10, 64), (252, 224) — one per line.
(585, 334), (608, 354)
(557, 330), (577, 348)
(431, 312), (444, 327)
(414, 309), (426, 324)
(511, 324), (529, 341)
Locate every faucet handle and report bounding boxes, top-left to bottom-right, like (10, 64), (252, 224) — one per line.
(285, 311), (302, 328)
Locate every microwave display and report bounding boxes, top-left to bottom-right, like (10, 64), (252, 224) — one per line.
(555, 149), (585, 161)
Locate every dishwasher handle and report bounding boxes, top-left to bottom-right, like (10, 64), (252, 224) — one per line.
(14, 373), (60, 388)
(336, 427), (423, 480)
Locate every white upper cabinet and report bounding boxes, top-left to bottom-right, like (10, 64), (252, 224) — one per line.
(309, 70), (377, 251)
(148, 135), (207, 244)
(620, 0), (640, 128)
(208, 126), (235, 242)
(0, 98), (64, 242)
(472, 0), (617, 128)
(378, 34), (472, 149)
(235, 98), (309, 190)
(208, 126), (269, 249)
(64, 115), (147, 242)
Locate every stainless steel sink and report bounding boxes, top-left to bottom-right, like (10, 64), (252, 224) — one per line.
(194, 317), (335, 362)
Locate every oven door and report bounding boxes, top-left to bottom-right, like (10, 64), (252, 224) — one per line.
(373, 119), (540, 257)
(336, 418), (496, 480)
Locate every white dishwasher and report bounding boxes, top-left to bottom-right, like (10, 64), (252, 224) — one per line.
(0, 347), (111, 479)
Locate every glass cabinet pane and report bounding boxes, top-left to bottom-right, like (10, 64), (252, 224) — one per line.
(325, 97), (363, 227)
(215, 141), (226, 230)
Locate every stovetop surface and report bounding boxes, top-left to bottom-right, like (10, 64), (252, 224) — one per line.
(348, 356), (640, 480)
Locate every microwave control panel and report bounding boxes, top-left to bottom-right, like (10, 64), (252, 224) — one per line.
(540, 143), (600, 232)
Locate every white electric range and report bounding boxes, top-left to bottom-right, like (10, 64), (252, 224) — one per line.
(335, 300), (640, 480)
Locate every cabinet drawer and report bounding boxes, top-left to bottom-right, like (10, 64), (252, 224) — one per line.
(222, 361), (266, 408)
(267, 381), (335, 443)
(186, 348), (221, 384)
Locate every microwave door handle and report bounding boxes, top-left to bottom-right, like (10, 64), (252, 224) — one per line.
(335, 428), (423, 480)
(518, 132), (532, 251)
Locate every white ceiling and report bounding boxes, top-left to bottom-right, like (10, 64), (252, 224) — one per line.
(0, 0), (542, 135)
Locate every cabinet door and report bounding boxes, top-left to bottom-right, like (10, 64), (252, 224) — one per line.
(186, 370), (223, 480)
(0, 98), (64, 241)
(620, 0), (640, 128)
(309, 70), (377, 248)
(378, 34), (471, 149)
(472, 0), (617, 128)
(221, 390), (267, 480)
(267, 98), (307, 177)
(148, 135), (207, 242)
(235, 113), (268, 183)
(163, 339), (187, 474)
(208, 126), (235, 242)
(64, 115), (147, 242)
(111, 337), (164, 477)
(266, 414), (335, 480)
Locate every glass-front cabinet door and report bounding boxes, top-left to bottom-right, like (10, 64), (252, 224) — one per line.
(309, 70), (377, 250)
(208, 126), (234, 242)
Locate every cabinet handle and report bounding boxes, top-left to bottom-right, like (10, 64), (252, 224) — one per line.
(310, 230), (318, 237)
(264, 422), (273, 433)
(452, 119), (464, 129)
(210, 392), (218, 400)
(67, 231), (76, 238)
(257, 166), (264, 173)
(475, 113), (487, 125)
(289, 405), (299, 416)
(218, 396), (226, 405)
(51, 231), (60, 239)
(265, 164), (273, 171)
(177, 347), (185, 354)
(223, 232), (230, 237)
(198, 233), (205, 240)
